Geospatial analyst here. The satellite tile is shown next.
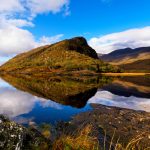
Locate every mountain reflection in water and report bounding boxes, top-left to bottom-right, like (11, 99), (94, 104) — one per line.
(0, 74), (113, 108)
(0, 74), (150, 125)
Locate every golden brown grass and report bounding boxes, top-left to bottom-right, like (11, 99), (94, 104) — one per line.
(101, 73), (150, 76)
(52, 124), (99, 150)
(102, 128), (150, 150)
(115, 132), (150, 150)
(52, 124), (150, 150)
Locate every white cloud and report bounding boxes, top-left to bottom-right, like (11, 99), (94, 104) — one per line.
(89, 26), (150, 54)
(0, 17), (33, 28)
(0, 0), (68, 60)
(0, 0), (70, 18)
(0, 24), (63, 56)
(0, 0), (24, 15)
(26, 0), (70, 18)
(7, 19), (34, 27)
(0, 26), (36, 56)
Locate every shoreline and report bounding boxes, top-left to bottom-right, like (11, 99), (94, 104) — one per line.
(0, 70), (150, 77)
(1, 103), (150, 149)
(101, 72), (150, 76)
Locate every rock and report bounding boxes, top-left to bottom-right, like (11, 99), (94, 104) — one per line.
(0, 115), (51, 150)
(62, 37), (98, 59)
(69, 104), (150, 149)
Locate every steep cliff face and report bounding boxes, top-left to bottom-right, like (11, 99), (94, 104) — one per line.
(53, 37), (98, 59)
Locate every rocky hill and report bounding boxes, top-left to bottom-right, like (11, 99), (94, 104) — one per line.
(0, 37), (119, 74)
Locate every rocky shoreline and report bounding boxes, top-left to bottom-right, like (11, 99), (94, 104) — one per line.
(0, 104), (150, 150)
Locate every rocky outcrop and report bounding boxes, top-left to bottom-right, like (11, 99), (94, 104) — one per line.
(57, 37), (98, 59)
(0, 115), (51, 150)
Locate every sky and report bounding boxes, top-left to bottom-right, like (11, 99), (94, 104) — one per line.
(0, 0), (150, 64)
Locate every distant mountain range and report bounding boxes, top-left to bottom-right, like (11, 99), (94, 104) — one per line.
(99, 47), (150, 72)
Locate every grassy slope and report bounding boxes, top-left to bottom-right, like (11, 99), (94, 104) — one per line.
(119, 59), (150, 72)
(0, 38), (119, 74)
(68, 104), (150, 150)
(100, 47), (150, 72)
(0, 48), (98, 72)
(108, 52), (150, 65)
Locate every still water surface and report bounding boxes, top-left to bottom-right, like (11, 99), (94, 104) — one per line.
(0, 75), (150, 126)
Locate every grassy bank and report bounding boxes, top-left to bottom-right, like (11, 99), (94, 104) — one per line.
(101, 73), (150, 76)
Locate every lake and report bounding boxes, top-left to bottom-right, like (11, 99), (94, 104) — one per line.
(0, 74), (150, 127)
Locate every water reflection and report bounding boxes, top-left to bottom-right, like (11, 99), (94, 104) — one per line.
(0, 74), (112, 108)
(0, 81), (91, 124)
(102, 76), (150, 98)
(88, 76), (150, 112)
(0, 74), (150, 125)
(88, 90), (150, 112)
(0, 88), (37, 117)
(0, 79), (63, 118)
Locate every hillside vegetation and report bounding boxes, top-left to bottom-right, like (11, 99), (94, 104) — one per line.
(120, 59), (150, 72)
(0, 37), (119, 74)
(100, 47), (150, 72)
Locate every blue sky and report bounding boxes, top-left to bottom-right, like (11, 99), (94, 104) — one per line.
(31, 0), (150, 39)
(0, 0), (150, 64)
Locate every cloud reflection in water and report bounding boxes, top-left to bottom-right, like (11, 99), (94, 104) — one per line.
(88, 90), (150, 112)
(0, 85), (62, 118)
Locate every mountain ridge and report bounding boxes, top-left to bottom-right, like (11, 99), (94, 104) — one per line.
(99, 46), (150, 72)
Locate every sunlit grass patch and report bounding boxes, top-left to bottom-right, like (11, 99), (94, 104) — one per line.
(53, 124), (99, 150)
